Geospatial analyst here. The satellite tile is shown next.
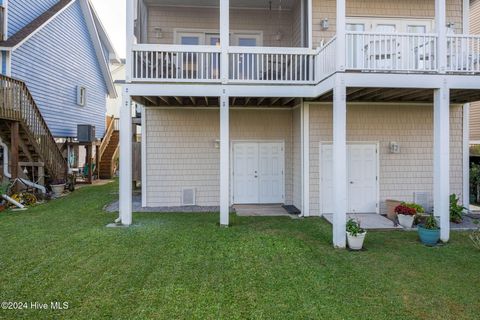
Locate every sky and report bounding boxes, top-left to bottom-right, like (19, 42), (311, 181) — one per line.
(91, 0), (126, 59)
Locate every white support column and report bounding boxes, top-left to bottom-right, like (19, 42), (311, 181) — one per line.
(141, 105), (147, 208)
(463, 0), (470, 34)
(463, 104), (470, 210)
(220, 0), (230, 83)
(336, 0), (346, 71)
(125, 0), (135, 83)
(301, 101), (310, 216)
(434, 83), (450, 242)
(220, 88), (230, 226)
(119, 89), (133, 226)
(332, 76), (347, 248)
(307, 0), (313, 49)
(436, 0), (447, 73)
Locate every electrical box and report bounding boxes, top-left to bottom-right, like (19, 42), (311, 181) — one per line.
(77, 125), (96, 143)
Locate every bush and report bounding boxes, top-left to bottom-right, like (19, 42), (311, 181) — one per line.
(470, 163), (480, 204)
(450, 194), (466, 224)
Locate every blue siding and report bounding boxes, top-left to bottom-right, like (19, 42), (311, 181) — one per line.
(11, 1), (107, 138)
(7, 0), (59, 37)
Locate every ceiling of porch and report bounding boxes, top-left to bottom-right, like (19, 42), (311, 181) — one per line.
(132, 96), (299, 107)
(144, 0), (296, 9)
(310, 88), (480, 104)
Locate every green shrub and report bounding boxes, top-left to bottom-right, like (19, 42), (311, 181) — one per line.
(450, 194), (466, 224)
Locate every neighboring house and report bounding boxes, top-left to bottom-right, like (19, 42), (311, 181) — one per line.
(0, 0), (118, 182)
(107, 60), (125, 118)
(471, 0), (480, 144)
(0, 0), (118, 139)
(119, 0), (480, 248)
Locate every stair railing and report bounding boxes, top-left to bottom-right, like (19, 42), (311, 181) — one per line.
(0, 75), (67, 180)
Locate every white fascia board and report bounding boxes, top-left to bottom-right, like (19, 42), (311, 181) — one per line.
(126, 83), (223, 97)
(88, 0), (120, 63)
(11, 0), (76, 51)
(79, 0), (117, 98)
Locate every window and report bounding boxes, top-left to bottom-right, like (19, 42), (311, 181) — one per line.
(77, 86), (87, 106)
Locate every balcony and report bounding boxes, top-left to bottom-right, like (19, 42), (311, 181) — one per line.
(132, 33), (480, 84)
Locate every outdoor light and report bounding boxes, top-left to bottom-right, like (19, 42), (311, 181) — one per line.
(321, 18), (329, 30)
(274, 31), (283, 41)
(154, 27), (163, 39)
(389, 142), (400, 154)
(214, 139), (220, 149)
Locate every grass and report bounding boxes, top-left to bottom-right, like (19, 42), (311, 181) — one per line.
(0, 181), (479, 319)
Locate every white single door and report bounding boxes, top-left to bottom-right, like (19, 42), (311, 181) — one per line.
(233, 142), (284, 204)
(348, 144), (378, 213)
(233, 143), (259, 204)
(321, 144), (378, 214)
(258, 143), (284, 203)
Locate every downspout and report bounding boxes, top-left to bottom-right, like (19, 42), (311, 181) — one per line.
(0, 136), (11, 178)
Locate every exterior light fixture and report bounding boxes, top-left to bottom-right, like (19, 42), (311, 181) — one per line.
(321, 18), (329, 30)
(389, 142), (400, 154)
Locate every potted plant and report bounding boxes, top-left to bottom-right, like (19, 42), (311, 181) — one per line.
(450, 194), (466, 224)
(402, 202), (426, 225)
(50, 179), (66, 197)
(418, 214), (440, 246)
(346, 218), (366, 250)
(395, 204), (416, 228)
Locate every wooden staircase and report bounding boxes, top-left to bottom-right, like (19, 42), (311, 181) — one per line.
(0, 75), (67, 181)
(98, 116), (119, 179)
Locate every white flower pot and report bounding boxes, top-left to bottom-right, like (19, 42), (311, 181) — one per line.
(398, 214), (415, 228)
(347, 231), (367, 250)
(51, 184), (65, 197)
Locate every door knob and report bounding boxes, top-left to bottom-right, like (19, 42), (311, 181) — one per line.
(350, 181), (354, 184)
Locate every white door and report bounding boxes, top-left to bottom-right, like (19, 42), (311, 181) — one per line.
(233, 142), (284, 204)
(233, 143), (259, 204)
(321, 144), (378, 214)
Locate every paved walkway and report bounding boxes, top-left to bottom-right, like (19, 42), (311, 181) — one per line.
(233, 205), (298, 219)
(323, 213), (402, 230)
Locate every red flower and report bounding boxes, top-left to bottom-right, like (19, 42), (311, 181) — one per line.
(394, 205), (417, 216)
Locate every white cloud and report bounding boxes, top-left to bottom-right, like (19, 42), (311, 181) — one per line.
(90, 0), (126, 59)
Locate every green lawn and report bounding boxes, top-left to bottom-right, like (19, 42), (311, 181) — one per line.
(0, 181), (479, 319)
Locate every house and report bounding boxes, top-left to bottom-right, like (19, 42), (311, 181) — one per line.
(0, 0), (118, 182)
(119, 0), (480, 248)
(471, 0), (480, 145)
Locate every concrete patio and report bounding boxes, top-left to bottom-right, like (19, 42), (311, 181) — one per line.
(323, 213), (403, 230)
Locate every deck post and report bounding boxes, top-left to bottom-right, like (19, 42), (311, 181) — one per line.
(435, 0), (447, 73)
(220, 0), (230, 83)
(434, 83), (450, 242)
(119, 89), (133, 226)
(336, 0), (346, 71)
(332, 76), (347, 248)
(463, 104), (470, 210)
(301, 101), (310, 216)
(220, 88), (230, 226)
(10, 121), (19, 180)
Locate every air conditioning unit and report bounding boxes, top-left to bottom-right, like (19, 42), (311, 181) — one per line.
(182, 188), (196, 206)
(77, 125), (96, 143)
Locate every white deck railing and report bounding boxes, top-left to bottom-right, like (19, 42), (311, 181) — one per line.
(131, 34), (480, 83)
(316, 37), (337, 81)
(446, 35), (480, 73)
(132, 44), (221, 82)
(345, 32), (438, 72)
(228, 46), (318, 84)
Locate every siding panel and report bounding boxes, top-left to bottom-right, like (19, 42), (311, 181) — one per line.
(308, 104), (464, 215)
(10, 1), (107, 138)
(145, 109), (294, 207)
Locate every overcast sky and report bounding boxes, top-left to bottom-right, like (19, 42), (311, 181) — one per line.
(91, 0), (126, 58)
